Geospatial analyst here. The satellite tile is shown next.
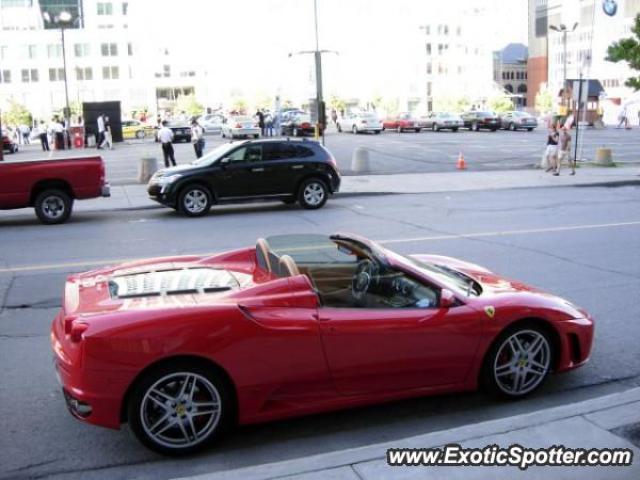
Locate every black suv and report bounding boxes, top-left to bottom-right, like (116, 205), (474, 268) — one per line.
(147, 138), (341, 216)
(461, 111), (500, 131)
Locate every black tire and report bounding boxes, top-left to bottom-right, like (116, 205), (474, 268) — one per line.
(298, 178), (328, 210)
(527, 128), (534, 132)
(34, 189), (73, 225)
(178, 184), (212, 217)
(472, 122), (479, 132)
(253, 134), (259, 139)
(452, 128), (459, 132)
(480, 323), (554, 400)
(414, 128), (421, 133)
(127, 360), (234, 456)
(136, 130), (146, 139)
(374, 130), (381, 134)
(491, 128), (498, 132)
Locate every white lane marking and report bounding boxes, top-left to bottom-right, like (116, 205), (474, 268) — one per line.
(1, 220), (639, 274)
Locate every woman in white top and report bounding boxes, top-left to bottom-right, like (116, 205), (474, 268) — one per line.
(191, 119), (205, 159)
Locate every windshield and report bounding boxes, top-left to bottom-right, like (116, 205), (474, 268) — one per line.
(191, 142), (239, 166)
(397, 253), (481, 296)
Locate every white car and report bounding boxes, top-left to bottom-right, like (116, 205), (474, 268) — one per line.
(198, 114), (225, 134)
(221, 116), (260, 139)
(421, 112), (464, 132)
(337, 112), (382, 134)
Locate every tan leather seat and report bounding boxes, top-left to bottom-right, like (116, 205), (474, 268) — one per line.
(279, 255), (300, 277)
(255, 238), (271, 272)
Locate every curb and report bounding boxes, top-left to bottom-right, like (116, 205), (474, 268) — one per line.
(174, 387), (640, 480)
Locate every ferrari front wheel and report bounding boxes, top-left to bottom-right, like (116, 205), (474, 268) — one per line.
(128, 362), (233, 455)
(482, 325), (553, 399)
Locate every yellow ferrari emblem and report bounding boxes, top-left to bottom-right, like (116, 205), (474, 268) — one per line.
(484, 306), (496, 318)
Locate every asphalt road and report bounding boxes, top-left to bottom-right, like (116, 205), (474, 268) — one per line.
(6, 125), (640, 185)
(1, 185), (639, 480)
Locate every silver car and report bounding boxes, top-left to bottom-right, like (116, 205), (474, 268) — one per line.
(198, 114), (225, 134)
(500, 111), (538, 131)
(221, 116), (260, 139)
(337, 112), (383, 134)
(421, 112), (464, 132)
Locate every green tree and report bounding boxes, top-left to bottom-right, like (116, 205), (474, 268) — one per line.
(535, 85), (553, 114)
(488, 95), (514, 113)
(174, 94), (204, 117)
(1, 99), (32, 126)
(434, 96), (471, 113)
(230, 97), (248, 114)
(328, 94), (346, 112)
(606, 13), (640, 90)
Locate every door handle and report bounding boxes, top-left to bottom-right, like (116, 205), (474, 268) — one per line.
(251, 167), (265, 172)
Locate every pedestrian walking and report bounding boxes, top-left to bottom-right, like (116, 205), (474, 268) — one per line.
(96, 114), (105, 149)
(264, 112), (274, 137)
(101, 115), (113, 149)
(256, 109), (265, 136)
(52, 117), (64, 150)
(158, 121), (176, 167)
(191, 119), (205, 159)
(543, 126), (559, 172)
(38, 121), (49, 151)
(331, 109), (338, 125)
(554, 126), (573, 176)
(19, 124), (30, 145)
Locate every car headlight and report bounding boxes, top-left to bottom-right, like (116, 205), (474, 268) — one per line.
(159, 174), (182, 185)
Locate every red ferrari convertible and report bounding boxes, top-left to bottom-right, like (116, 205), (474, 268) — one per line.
(51, 233), (594, 454)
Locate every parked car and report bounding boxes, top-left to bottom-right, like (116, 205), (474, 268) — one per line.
(0, 155), (110, 224)
(421, 112), (464, 132)
(2, 132), (19, 154)
(122, 120), (155, 139)
(147, 138), (341, 215)
(221, 116), (260, 139)
(336, 112), (382, 134)
(461, 111), (500, 131)
(197, 114), (225, 134)
(167, 122), (192, 142)
(280, 113), (320, 137)
(382, 112), (420, 132)
(51, 231), (594, 455)
(500, 111), (538, 131)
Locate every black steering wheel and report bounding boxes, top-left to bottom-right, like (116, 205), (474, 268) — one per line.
(352, 259), (379, 303)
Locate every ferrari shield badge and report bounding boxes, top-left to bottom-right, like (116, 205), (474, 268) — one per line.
(484, 306), (496, 318)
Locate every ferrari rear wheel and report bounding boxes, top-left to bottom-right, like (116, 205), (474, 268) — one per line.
(128, 362), (232, 455)
(482, 325), (553, 399)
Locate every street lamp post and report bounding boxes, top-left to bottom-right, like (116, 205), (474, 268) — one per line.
(288, 0), (337, 145)
(43, 11), (74, 132)
(549, 22), (578, 115)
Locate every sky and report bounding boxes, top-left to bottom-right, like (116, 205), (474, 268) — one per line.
(129, 0), (528, 102)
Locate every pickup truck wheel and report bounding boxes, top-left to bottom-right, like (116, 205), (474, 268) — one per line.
(178, 185), (212, 217)
(34, 189), (73, 225)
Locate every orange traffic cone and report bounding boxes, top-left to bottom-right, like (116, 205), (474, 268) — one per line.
(456, 152), (467, 170)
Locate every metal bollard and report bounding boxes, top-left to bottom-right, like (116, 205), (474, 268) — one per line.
(138, 157), (158, 183)
(351, 147), (370, 173)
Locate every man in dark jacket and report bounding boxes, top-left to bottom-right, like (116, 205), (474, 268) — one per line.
(256, 109), (265, 136)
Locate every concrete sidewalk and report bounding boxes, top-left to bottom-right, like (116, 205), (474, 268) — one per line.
(67, 165), (640, 214)
(176, 388), (640, 480)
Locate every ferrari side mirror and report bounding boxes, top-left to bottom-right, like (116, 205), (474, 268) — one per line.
(440, 288), (456, 308)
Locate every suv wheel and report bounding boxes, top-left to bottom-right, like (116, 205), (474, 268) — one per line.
(472, 122), (479, 131)
(128, 361), (233, 455)
(298, 178), (328, 210)
(179, 185), (212, 217)
(352, 125), (358, 134)
(34, 189), (73, 225)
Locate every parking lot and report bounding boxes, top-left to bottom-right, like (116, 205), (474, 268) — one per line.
(5, 124), (640, 185)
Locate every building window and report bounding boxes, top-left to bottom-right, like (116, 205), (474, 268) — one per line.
(425, 43), (431, 55)
(97, 2), (113, 15)
(426, 82), (432, 96)
(163, 64), (170, 77)
(444, 25), (449, 35)
(21, 68), (38, 82)
(101, 43), (118, 56)
(74, 43), (90, 57)
(122, 2), (128, 15)
(423, 25), (430, 35)
(75, 67), (93, 80)
(102, 66), (119, 79)
(505, 84), (514, 93)
(28, 44), (37, 59)
(48, 67), (65, 81)
(127, 42), (133, 55)
(47, 44), (62, 58)
(426, 62), (432, 74)
(0, 70), (11, 83)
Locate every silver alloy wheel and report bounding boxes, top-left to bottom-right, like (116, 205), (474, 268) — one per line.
(303, 182), (325, 206)
(41, 195), (66, 219)
(493, 329), (551, 396)
(140, 372), (221, 449)
(183, 189), (209, 214)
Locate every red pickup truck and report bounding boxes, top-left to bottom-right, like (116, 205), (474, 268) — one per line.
(0, 156), (110, 224)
